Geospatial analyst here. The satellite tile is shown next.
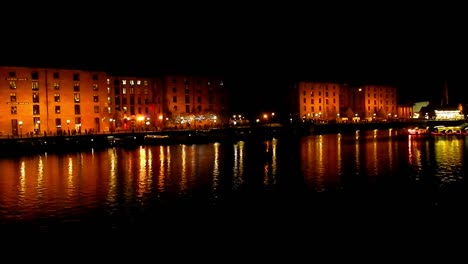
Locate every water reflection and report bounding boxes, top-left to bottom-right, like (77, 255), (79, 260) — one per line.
(1, 129), (467, 228)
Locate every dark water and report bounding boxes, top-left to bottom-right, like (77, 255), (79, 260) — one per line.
(1, 129), (468, 237)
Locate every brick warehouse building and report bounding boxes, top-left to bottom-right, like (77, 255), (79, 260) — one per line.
(0, 66), (229, 137)
(288, 81), (398, 122)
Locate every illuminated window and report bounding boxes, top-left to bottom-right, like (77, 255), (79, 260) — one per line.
(74, 93), (80, 103)
(54, 93), (60, 102)
(11, 106), (17, 114)
(10, 93), (16, 102)
(74, 83), (80, 91)
(55, 106), (61, 114)
(9, 81), (16, 89)
(94, 106), (100, 113)
(32, 92), (39, 103)
(32, 81), (39, 91)
(54, 82), (60, 90)
(93, 84), (98, 91)
(93, 94), (99, 102)
(33, 105), (40, 115)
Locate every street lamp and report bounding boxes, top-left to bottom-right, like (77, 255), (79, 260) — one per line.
(18, 120), (23, 137)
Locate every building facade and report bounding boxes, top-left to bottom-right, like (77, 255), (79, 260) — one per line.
(289, 81), (398, 122)
(294, 81), (341, 122)
(0, 66), (230, 137)
(0, 66), (108, 136)
(161, 75), (229, 129)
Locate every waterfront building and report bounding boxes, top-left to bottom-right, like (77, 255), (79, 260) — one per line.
(0, 66), (230, 137)
(0, 66), (108, 137)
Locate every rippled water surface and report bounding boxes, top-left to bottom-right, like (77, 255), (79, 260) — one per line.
(1, 129), (467, 233)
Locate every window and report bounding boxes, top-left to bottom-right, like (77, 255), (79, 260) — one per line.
(122, 87), (126, 94)
(185, 95), (190, 104)
(33, 105), (40, 115)
(55, 106), (61, 114)
(10, 93), (16, 102)
(53, 82), (60, 90)
(94, 106), (100, 113)
(73, 83), (80, 91)
(93, 84), (98, 91)
(8, 72), (16, 78)
(130, 80), (134, 86)
(138, 107), (142, 114)
(31, 72), (39, 80)
(75, 117), (81, 125)
(197, 96), (201, 103)
(11, 106), (17, 114)
(53, 72), (59, 79)
(74, 93), (80, 103)
(122, 80), (127, 85)
(54, 93), (60, 102)
(32, 81), (39, 90)
(9, 81), (16, 89)
(173, 96), (177, 103)
(137, 80), (141, 85)
(73, 73), (79, 81)
(32, 92), (39, 103)
(185, 105), (190, 113)
(172, 87), (176, 93)
(92, 74), (98, 81)
(74, 105), (80, 115)
(56, 118), (62, 128)
(93, 94), (99, 102)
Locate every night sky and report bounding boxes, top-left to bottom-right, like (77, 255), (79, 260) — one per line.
(3, 3), (467, 115)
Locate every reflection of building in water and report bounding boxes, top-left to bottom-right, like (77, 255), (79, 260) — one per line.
(433, 138), (463, 183)
(263, 139), (277, 186)
(212, 143), (220, 200)
(233, 141), (245, 189)
(301, 134), (341, 192)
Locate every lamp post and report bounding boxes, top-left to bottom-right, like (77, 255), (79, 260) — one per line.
(18, 120), (23, 137)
